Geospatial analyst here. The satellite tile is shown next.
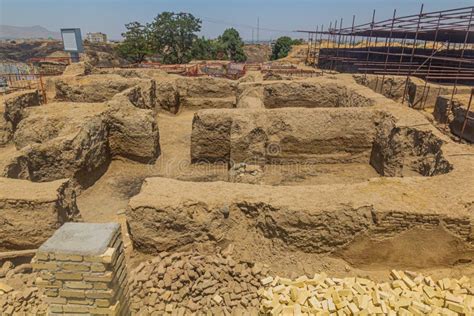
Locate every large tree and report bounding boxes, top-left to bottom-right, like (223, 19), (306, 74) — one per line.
(148, 12), (201, 64)
(219, 28), (247, 62)
(116, 22), (151, 63)
(271, 36), (303, 60)
(190, 37), (225, 60)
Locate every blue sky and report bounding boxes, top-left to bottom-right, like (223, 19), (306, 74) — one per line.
(1, 0), (472, 40)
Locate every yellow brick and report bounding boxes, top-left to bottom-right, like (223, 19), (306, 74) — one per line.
(85, 289), (114, 299)
(67, 298), (94, 305)
(93, 282), (109, 290)
(100, 247), (116, 264)
(63, 305), (89, 313)
(55, 253), (83, 262)
(445, 292), (463, 304)
(55, 272), (83, 281)
(371, 289), (381, 306)
(332, 291), (341, 304)
(348, 302), (359, 315)
(49, 304), (63, 313)
(59, 289), (86, 298)
(35, 278), (62, 288)
(308, 296), (321, 308)
(390, 270), (403, 280)
(83, 272), (113, 282)
(45, 289), (58, 297)
(335, 300), (347, 310)
(43, 296), (67, 304)
(402, 275), (416, 290)
(353, 283), (366, 295)
(412, 301), (431, 314)
(62, 263), (90, 272)
(297, 289), (310, 305)
(88, 302), (119, 315)
(338, 289), (352, 297)
(64, 281), (93, 289)
(423, 285), (436, 298)
(446, 302), (464, 314)
(39, 271), (54, 280)
(367, 306), (382, 314)
(35, 251), (50, 261)
(408, 306), (423, 316)
(91, 263), (107, 272)
(31, 261), (57, 271)
(96, 298), (111, 307)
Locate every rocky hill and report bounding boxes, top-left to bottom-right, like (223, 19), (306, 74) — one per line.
(0, 25), (61, 40)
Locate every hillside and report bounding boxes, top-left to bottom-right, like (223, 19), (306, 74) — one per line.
(0, 25), (61, 40)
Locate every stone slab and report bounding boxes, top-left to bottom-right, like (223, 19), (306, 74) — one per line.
(39, 223), (120, 256)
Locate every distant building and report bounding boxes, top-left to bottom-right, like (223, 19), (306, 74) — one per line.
(86, 32), (107, 43)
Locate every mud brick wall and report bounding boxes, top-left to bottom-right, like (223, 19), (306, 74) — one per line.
(371, 211), (472, 241)
(32, 223), (129, 315)
(191, 108), (377, 165)
(0, 178), (78, 251)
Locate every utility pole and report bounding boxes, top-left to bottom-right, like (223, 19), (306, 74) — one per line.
(252, 28), (254, 44)
(257, 17), (260, 44)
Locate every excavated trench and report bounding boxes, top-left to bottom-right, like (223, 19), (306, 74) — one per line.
(125, 75), (473, 278)
(2, 68), (472, 280)
(190, 107), (452, 185)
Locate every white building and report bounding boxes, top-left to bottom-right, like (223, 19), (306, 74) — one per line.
(86, 32), (107, 43)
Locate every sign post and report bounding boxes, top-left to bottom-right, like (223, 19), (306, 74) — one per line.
(60, 28), (84, 63)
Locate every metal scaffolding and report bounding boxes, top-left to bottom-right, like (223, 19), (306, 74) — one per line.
(298, 5), (474, 141)
(298, 5), (474, 83)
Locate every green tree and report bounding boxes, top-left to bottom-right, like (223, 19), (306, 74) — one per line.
(190, 37), (225, 60)
(116, 22), (151, 63)
(148, 12), (201, 64)
(271, 36), (302, 60)
(219, 28), (247, 62)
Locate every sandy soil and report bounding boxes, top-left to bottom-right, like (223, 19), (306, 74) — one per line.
(78, 108), (381, 221)
(77, 106), (474, 285)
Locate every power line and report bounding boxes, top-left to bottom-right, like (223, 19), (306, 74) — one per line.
(198, 16), (296, 34)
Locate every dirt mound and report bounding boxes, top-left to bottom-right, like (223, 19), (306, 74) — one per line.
(337, 227), (474, 269)
(261, 78), (374, 108)
(126, 176), (471, 259)
(45, 74), (144, 103)
(106, 104), (160, 163)
(3, 100), (160, 185)
(277, 44), (309, 64)
(156, 76), (237, 113)
(13, 102), (107, 149)
(191, 108), (378, 165)
(370, 114), (452, 177)
(4, 102), (110, 183)
(62, 61), (95, 76)
(243, 44), (272, 63)
(0, 177), (78, 250)
(0, 90), (41, 147)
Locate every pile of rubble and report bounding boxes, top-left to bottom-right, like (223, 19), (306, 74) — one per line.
(129, 248), (268, 314)
(0, 262), (46, 315)
(259, 270), (473, 315)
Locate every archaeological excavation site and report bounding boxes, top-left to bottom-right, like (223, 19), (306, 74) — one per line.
(0, 3), (474, 316)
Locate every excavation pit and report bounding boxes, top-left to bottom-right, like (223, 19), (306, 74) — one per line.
(191, 107), (452, 181)
(1, 69), (474, 314)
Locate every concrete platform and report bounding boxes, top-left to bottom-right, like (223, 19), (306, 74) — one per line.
(39, 222), (119, 255)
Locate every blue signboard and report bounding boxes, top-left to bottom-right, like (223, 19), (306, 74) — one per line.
(60, 28), (84, 53)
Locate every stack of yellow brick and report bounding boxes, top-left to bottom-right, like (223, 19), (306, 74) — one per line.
(32, 223), (129, 315)
(258, 270), (473, 315)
